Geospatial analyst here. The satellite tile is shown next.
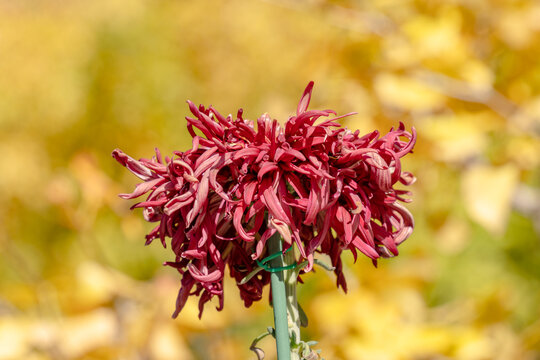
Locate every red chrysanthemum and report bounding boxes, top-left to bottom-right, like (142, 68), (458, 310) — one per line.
(113, 82), (416, 318)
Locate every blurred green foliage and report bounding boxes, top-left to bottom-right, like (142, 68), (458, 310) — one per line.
(0, 0), (539, 359)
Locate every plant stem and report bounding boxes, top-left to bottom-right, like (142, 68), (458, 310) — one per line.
(283, 248), (301, 360)
(268, 233), (291, 360)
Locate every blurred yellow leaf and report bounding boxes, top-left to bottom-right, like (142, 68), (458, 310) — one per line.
(459, 60), (494, 92)
(75, 262), (118, 307)
(0, 318), (29, 359)
(436, 217), (470, 254)
(402, 9), (466, 65)
(454, 330), (491, 360)
(374, 73), (446, 111)
(58, 308), (117, 358)
(496, 6), (540, 49)
(149, 323), (193, 360)
(462, 164), (519, 235)
(420, 112), (495, 163)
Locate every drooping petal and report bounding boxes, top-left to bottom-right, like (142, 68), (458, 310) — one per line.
(188, 263), (223, 283)
(172, 274), (196, 319)
(233, 205), (255, 242)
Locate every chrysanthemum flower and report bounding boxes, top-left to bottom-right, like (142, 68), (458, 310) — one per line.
(113, 81), (416, 318)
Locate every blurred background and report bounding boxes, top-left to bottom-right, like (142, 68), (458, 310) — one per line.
(1, 0), (539, 359)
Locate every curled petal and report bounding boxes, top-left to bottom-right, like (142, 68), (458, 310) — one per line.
(188, 263), (223, 283)
(400, 171), (416, 185)
(113, 149), (157, 181)
(119, 178), (164, 199)
(233, 206), (255, 241)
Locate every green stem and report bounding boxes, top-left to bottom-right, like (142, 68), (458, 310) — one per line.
(283, 248), (301, 359)
(268, 232), (291, 360)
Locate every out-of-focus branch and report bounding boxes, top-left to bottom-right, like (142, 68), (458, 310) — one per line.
(410, 69), (540, 134)
(260, 0), (396, 36)
(410, 70), (516, 117)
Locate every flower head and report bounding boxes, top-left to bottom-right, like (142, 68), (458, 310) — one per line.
(113, 82), (416, 318)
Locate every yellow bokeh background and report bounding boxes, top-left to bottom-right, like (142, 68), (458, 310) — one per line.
(1, 0), (539, 359)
